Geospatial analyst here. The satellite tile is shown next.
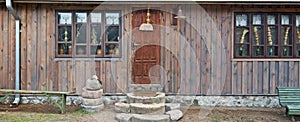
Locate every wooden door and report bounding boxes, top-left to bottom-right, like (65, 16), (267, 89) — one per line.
(132, 8), (161, 84)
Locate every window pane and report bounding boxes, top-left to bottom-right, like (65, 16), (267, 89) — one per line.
(253, 14), (262, 25)
(105, 44), (119, 55)
(296, 15), (300, 26)
(76, 12), (87, 23)
(106, 26), (120, 42)
(91, 24), (102, 44)
(281, 15), (291, 25)
(106, 13), (119, 25)
(235, 44), (249, 57)
(236, 14), (248, 26)
(58, 43), (72, 55)
(267, 15), (277, 24)
(58, 12), (72, 24)
(76, 23), (87, 43)
(58, 26), (72, 42)
(91, 13), (102, 23)
(91, 46), (102, 55)
(76, 46), (87, 55)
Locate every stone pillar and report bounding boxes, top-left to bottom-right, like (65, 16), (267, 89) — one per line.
(81, 75), (104, 112)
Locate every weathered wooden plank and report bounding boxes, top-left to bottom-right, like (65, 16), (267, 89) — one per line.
(57, 62), (61, 91)
(67, 61), (74, 92)
(195, 4), (202, 94)
(278, 62), (285, 87)
(101, 61), (106, 92)
(27, 4), (38, 90)
(263, 62), (269, 94)
(293, 62), (299, 88)
(242, 62), (248, 94)
(223, 5), (232, 94)
(38, 5), (47, 90)
(190, 4), (198, 94)
(231, 61), (238, 94)
(247, 62), (253, 94)
(289, 61), (296, 87)
(258, 61), (263, 94)
(210, 5), (217, 95)
(77, 61), (85, 93)
(237, 62), (242, 94)
(8, 7), (15, 89)
(0, 5), (4, 89)
(20, 4), (27, 90)
(202, 5), (212, 95)
(61, 61), (68, 91)
(2, 8), (9, 89)
(164, 7), (171, 93)
(36, 5), (41, 90)
(185, 4), (191, 94)
(269, 62), (276, 94)
(110, 61), (117, 93)
(46, 7), (55, 91)
(216, 5), (223, 95)
(106, 61), (112, 93)
(252, 61), (258, 94)
(200, 5), (208, 94)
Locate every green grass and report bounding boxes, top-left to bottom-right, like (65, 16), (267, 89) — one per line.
(75, 109), (90, 114)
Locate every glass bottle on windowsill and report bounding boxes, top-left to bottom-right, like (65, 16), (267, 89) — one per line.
(269, 47), (273, 56)
(239, 45), (244, 56)
(256, 47), (261, 56)
(68, 45), (72, 55)
(283, 47), (289, 56)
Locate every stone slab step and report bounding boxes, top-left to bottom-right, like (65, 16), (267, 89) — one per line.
(115, 103), (130, 113)
(127, 92), (165, 104)
(130, 103), (165, 114)
(132, 114), (170, 122)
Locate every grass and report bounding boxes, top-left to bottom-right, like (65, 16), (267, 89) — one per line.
(75, 109), (90, 114)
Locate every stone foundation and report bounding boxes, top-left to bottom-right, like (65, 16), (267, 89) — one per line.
(0, 95), (280, 108)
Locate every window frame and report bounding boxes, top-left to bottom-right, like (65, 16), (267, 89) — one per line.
(55, 10), (122, 58)
(232, 8), (300, 61)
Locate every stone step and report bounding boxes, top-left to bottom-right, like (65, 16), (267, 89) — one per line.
(130, 103), (165, 114)
(165, 103), (181, 112)
(127, 92), (165, 104)
(115, 103), (130, 113)
(132, 114), (170, 122)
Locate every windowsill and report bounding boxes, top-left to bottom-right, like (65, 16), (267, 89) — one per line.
(53, 57), (123, 61)
(232, 58), (300, 61)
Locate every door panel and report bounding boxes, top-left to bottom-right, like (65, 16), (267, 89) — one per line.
(132, 8), (161, 84)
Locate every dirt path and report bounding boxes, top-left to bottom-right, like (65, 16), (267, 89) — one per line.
(0, 104), (293, 122)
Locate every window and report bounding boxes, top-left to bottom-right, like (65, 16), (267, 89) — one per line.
(234, 12), (300, 58)
(56, 11), (121, 58)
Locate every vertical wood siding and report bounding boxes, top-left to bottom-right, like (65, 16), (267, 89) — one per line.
(0, 3), (299, 95)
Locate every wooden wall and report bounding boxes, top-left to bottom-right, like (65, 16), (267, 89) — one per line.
(0, 3), (299, 95)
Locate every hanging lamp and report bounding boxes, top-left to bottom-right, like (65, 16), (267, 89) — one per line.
(139, 7), (153, 31)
